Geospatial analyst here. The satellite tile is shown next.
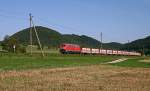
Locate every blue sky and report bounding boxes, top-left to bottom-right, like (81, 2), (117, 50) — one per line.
(0, 0), (150, 43)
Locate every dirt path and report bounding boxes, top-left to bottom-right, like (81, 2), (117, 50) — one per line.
(139, 60), (150, 63)
(105, 58), (128, 64)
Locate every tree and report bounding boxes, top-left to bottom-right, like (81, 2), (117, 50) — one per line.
(4, 35), (10, 41)
(1, 37), (26, 53)
(2, 37), (18, 52)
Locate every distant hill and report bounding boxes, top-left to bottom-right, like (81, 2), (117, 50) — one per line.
(122, 36), (150, 55)
(103, 42), (123, 49)
(9, 26), (150, 55)
(62, 34), (101, 48)
(9, 26), (121, 49)
(10, 26), (62, 47)
(10, 26), (99, 48)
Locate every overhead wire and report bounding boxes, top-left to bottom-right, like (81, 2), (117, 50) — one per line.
(0, 9), (28, 22)
(0, 9), (83, 35)
(0, 9), (98, 41)
(34, 16), (82, 35)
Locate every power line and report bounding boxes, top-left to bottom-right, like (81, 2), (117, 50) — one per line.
(0, 9), (91, 38)
(0, 13), (27, 20)
(0, 9), (100, 44)
(0, 9), (84, 37)
(0, 9), (27, 19)
(35, 16), (82, 34)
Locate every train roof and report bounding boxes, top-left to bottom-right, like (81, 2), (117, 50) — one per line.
(61, 43), (80, 46)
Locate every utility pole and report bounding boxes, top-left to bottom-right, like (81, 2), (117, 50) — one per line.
(128, 40), (130, 51)
(142, 45), (145, 56)
(32, 21), (45, 57)
(29, 13), (45, 57)
(100, 32), (103, 54)
(29, 13), (33, 55)
(100, 32), (103, 49)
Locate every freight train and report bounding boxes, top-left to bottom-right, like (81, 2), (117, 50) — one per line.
(59, 43), (141, 56)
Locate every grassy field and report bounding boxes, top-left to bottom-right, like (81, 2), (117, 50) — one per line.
(26, 45), (59, 54)
(0, 54), (150, 91)
(0, 53), (120, 71)
(112, 57), (150, 68)
(0, 53), (149, 71)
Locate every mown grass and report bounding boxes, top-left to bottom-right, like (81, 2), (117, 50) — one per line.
(0, 53), (119, 71)
(112, 57), (150, 68)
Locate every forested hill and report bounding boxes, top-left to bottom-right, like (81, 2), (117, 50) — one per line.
(103, 42), (123, 50)
(10, 26), (62, 47)
(9, 26), (122, 49)
(8, 26), (150, 54)
(10, 26), (103, 48)
(121, 36), (150, 55)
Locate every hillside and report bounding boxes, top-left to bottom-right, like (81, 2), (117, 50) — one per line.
(103, 42), (123, 49)
(9, 26), (123, 49)
(122, 36), (150, 55)
(10, 26), (62, 47)
(62, 34), (101, 48)
(9, 26), (150, 54)
(10, 26), (101, 48)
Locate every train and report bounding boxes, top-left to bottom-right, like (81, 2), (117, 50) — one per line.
(59, 43), (141, 56)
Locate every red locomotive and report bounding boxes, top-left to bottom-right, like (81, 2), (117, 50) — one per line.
(59, 43), (81, 54)
(59, 43), (141, 56)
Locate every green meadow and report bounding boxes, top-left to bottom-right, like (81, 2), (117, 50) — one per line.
(0, 53), (119, 71)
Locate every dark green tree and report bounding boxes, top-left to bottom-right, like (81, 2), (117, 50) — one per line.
(2, 36), (26, 53)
